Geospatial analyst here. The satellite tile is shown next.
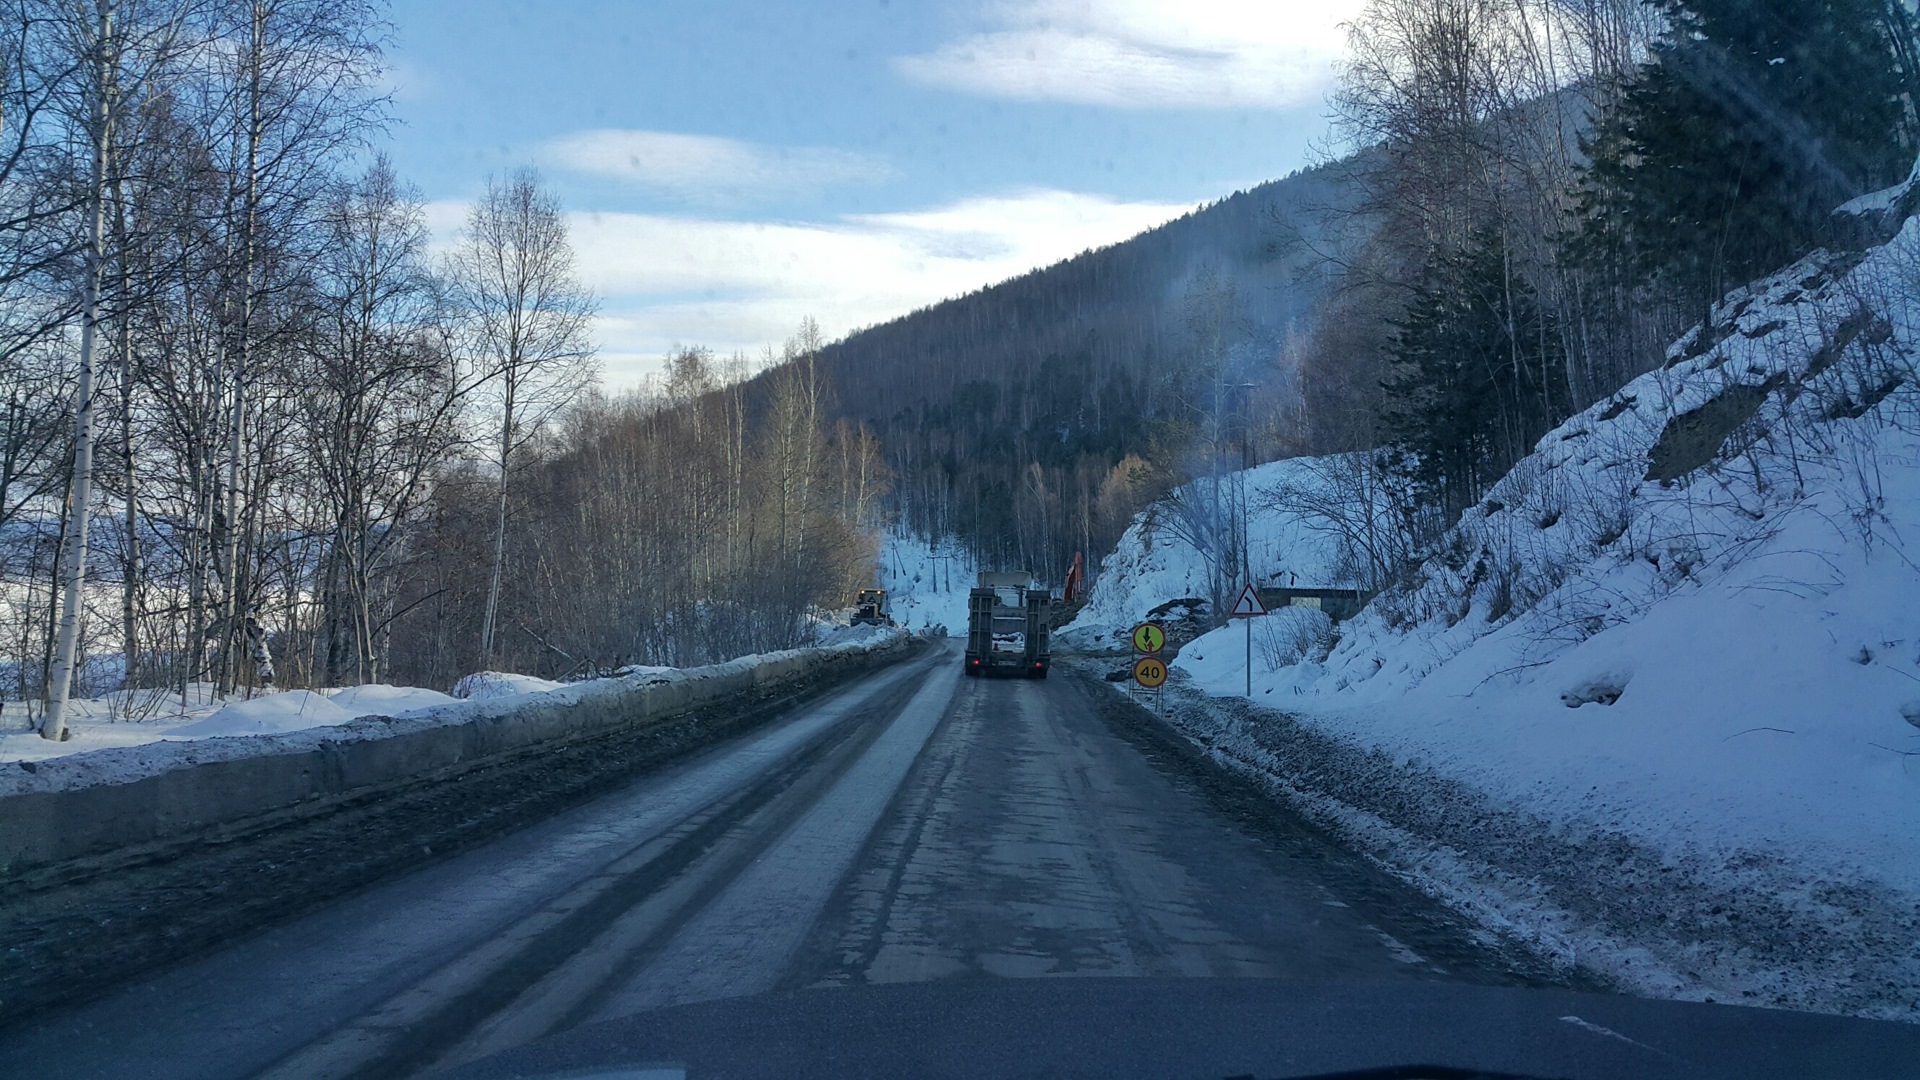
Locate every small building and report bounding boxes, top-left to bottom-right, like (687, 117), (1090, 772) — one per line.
(1253, 585), (1373, 623)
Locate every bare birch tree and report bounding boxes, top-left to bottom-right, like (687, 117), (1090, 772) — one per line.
(302, 155), (464, 684)
(41, 0), (196, 739)
(447, 167), (594, 664)
(204, 0), (382, 693)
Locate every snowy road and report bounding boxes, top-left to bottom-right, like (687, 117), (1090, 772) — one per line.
(0, 641), (1547, 1078)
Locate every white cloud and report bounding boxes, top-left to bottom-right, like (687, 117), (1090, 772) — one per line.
(894, 0), (1363, 109)
(375, 59), (435, 103)
(540, 129), (895, 203)
(427, 190), (1189, 387)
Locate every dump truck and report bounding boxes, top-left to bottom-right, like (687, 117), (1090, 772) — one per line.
(851, 588), (893, 627)
(964, 571), (1050, 678)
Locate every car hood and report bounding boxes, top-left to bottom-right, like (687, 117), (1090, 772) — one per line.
(441, 976), (1920, 1080)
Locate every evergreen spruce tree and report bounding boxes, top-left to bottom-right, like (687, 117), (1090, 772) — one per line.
(1575, 0), (1917, 318)
(1383, 234), (1569, 518)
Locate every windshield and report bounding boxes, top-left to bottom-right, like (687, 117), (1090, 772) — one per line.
(0, 1), (1916, 1078)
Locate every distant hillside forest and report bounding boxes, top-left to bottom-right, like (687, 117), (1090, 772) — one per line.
(755, 0), (1918, 600)
(746, 163), (1367, 584)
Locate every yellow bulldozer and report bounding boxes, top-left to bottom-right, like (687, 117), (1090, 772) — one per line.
(851, 588), (893, 627)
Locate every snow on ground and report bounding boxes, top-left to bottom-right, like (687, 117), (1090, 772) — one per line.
(1086, 213), (1920, 1019)
(449, 671), (567, 701)
(0, 681), (468, 766)
(1266, 218), (1920, 896)
(814, 622), (899, 647)
(1059, 456), (1363, 651)
(165, 691), (358, 737)
(324, 684), (459, 715)
(877, 528), (977, 635)
(0, 628), (912, 789)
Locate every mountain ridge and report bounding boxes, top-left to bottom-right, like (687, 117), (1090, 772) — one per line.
(761, 157), (1368, 574)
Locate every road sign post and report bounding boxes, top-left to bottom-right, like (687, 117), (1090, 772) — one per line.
(1227, 583), (1267, 697)
(1129, 622), (1167, 714)
(1130, 622), (1165, 656)
(1131, 654), (1168, 715)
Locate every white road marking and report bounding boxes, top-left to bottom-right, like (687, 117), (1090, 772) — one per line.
(1558, 1014), (1673, 1057)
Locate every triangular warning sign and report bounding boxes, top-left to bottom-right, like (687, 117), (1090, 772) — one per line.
(1228, 583), (1266, 617)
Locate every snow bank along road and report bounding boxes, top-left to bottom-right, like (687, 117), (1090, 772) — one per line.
(2, 641), (1564, 1078)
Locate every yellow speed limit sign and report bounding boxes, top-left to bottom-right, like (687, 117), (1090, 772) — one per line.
(1130, 622), (1165, 655)
(1132, 655), (1168, 689)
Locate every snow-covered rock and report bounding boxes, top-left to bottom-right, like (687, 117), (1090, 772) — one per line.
(1833, 150), (1920, 247)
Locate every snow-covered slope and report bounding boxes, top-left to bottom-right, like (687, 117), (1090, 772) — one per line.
(1062, 455), (1368, 649)
(1221, 216), (1920, 888)
(1082, 196), (1920, 1015)
(877, 528), (977, 635)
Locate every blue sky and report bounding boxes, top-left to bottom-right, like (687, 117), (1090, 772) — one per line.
(381, 0), (1360, 387)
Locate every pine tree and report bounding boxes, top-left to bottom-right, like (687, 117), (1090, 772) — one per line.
(1382, 234), (1568, 518)
(1575, 0), (1917, 319)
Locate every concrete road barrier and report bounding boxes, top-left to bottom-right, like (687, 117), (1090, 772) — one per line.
(0, 636), (914, 877)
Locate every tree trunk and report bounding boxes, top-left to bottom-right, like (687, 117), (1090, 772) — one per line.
(116, 181), (139, 693)
(42, 1), (114, 741)
(118, 317), (138, 692)
(219, 2), (264, 695)
(479, 385), (513, 662)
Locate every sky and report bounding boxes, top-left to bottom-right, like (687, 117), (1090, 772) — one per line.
(381, 0), (1361, 388)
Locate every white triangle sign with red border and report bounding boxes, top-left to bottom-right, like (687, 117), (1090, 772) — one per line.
(1228, 583), (1266, 618)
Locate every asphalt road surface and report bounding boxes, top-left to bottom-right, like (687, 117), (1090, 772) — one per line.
(0, 640), (1552, 1079)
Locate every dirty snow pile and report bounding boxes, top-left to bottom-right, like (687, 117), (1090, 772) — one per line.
(1103, 208), (1920, 1018)
(1060, 455), (1374, 651)
(876, 528), (977, 634)
(814, 622), (899, 647)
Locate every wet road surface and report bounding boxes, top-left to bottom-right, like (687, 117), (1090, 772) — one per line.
(0, 641), (1544, 1078)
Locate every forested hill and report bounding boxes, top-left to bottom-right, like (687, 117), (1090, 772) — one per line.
(814, 163), (1354, 423)
(772, 160), (1365, 579)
